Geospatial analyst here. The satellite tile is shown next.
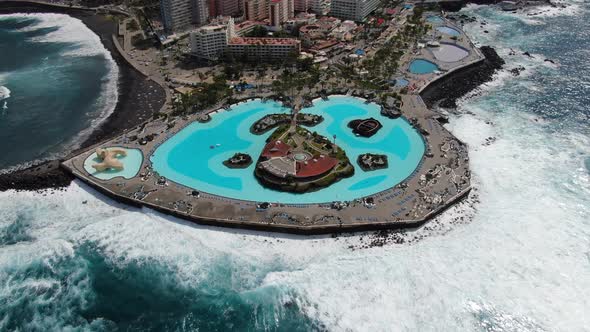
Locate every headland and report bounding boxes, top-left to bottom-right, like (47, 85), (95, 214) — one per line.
(1, 1), (511, 234)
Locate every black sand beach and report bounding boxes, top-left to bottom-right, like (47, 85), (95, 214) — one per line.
(0, 1), (166, 191)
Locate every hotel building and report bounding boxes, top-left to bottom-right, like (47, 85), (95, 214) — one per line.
(244, 0), (269, 21)
(293, 0), (310, 12)
(190, 18), (236, 60)
(269, 0), (294, 29)
(161, 0), (210, 33)
(329, 0), (379, 21)
(309, 0), (330, 15)
(208, 0), (241, 17)
(228, 37), (301, 61)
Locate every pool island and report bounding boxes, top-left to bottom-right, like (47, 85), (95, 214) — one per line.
(254, 124), (354, 194)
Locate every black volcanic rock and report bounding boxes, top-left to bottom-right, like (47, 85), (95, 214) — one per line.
(0, 161), (74, 192)
(420, 46), (505, 109)
(223, 153), (253, 169)
(348, 118), (383, 137)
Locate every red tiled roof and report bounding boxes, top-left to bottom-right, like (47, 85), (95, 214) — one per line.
(295, 155), (338, 178)
(261, 140), (291, 158)
(230, 37), (300, 46)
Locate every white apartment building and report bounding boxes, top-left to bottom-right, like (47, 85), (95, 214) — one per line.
(244, 0), (269, 21)
(161, 0), (210, 33)
(228, 37), (301, 61)
(309, 0), (330, 15)
(269, 0), (294, 29)
(329, 0), (379, 21)
(190, 20), (236, 60)
(293, 0), (309, 12)
(161, 0), (193, 32)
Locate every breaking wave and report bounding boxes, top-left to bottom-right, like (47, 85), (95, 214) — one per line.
(0, 13), (119, 170)
(0, 86), (9, 110)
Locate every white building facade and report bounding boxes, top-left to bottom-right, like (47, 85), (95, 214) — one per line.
(309, 0), (330, 15)
(190, 18), (236, 60)
(161, 0), (210, 33)
(329, 0), (379, 21)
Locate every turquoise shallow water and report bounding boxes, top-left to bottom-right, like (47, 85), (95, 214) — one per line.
(426, 15), (445, 24)
(151, 96), (425, 203)
(83, 148), (143, 180)
(409, 59), (440, 74)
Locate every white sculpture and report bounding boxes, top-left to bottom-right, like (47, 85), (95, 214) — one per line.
(92, 147), (127, 172)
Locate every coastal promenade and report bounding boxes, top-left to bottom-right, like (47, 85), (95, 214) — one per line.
(61, 14), (482, 234)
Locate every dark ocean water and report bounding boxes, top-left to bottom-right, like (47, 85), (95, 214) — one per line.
(0, 2), (589, 331)
(0, 14), (117, 170)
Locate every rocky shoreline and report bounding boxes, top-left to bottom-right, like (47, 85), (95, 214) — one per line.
(0, 1), (166, 191)
(420, 46), (505, 109)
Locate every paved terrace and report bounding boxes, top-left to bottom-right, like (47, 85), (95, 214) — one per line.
(61, 16), (479, 234)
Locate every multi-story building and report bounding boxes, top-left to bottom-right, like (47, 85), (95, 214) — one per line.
(161, 0), (194, 32)
(228, 37), (301, 61)
(309, 0), (330, 15)
(190, 18), (236, 60)
(268, 0), (294, 29)
(293, 0), (309, 12)
(208, 0), (241, 17)
(161, 0), (210, 33)
(244, 0), (269, 21)
(193, 0), (210, 25)
(329, 0), (379, 21)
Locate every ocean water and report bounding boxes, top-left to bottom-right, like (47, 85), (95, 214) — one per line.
(1, 2), (590, 331)
(0, 13), (118, 170)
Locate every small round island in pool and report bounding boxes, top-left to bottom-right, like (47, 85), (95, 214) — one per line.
(150, 96), (425, 204)
(84, 147), (143, 180)
(409, 59), (440, 74)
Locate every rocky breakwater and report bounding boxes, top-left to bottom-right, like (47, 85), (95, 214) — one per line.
(420, 46), (505, 108)
(0, 161), (74, 192)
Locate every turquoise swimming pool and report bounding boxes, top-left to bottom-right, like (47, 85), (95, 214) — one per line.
(409, 59), (440, 74)
(150, 97), (425, 203)
(395, 78), (410, 87)
(426, 15), (444, 24)
(437, 26), (461, 36)
(84, 147), (143, 180)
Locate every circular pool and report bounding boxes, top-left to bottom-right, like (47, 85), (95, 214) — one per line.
(150, 97), (425, 203)
(431, 43), (470, 62)
(437, 26), (461, 36)
(409, 59), (440, 74)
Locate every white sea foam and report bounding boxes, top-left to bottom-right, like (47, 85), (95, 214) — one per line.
(0, 86), (9, 110)
(0, 86), (10, 100)
(6, 13), (108, 57)
(0, 13), (119, 169)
